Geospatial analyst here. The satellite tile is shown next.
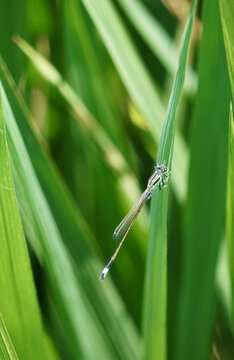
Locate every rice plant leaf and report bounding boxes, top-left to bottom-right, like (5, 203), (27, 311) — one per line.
(175, 0), (231, 359)
(79, 0), (189, 203)
(117, 0), (197, 96)
(226, 104), (234, 331)
(0, 314), (19, 360)
(142, 2), (197, 359)
(0, 90), (45, 360)
(0, 82), (141, 359)
(220, 0), (234, 99)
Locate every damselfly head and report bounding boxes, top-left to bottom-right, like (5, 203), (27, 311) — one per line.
(155, 162), (168, 173)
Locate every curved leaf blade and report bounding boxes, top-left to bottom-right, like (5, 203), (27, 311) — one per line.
(175, 1), (231, 359)
(0, 314), (19, 360)
(226, 104), (234, 331)
(117, 0), (197, 96)
(142, 2), (197, 359)
(0, 90), (45, 360)
(220, 0), (234, 100)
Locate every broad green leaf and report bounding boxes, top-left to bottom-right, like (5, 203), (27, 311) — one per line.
(0, 89), (44, 360)
(117, 0), (197, 96)
(142, 2), (197, 359)
(227, 104), (234, 331)
(175, 1), (231, 359)
(0, 81), (141, 359)
(69, 0), (188, 203)
(0, 314), (19, 360)
(220, 0), (234, 100)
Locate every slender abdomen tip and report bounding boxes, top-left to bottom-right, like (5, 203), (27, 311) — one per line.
(99, 261), (112, 280)
(99, 266), (109, 281)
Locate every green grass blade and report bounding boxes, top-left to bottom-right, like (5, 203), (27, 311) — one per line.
(72, 0), (189, 203)
(0, 82), (116, 359)
(1, 81), (141, 359)
(142, 2), (197, 359)
(175, 1), (231, 359)
(227, 104), (234, 331)
(16, 94), (141, 359)
(117, 0), (197, 96)
(0, 314), (19, 360)
(0, 90), (45, 360)
(220, 0), (234, 100)
(0, 49), (142, 350)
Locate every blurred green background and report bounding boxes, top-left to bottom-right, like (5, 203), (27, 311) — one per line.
(0, 0), (234, 359)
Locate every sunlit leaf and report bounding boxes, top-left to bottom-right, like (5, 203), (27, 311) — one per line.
(0, 88), (45, 360)
(142, 2), (197, 359)
(0, 314), (19, 360)
(175, 1), (231, 359)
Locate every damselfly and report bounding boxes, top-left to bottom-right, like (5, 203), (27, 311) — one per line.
(99, 162), (170, 280)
